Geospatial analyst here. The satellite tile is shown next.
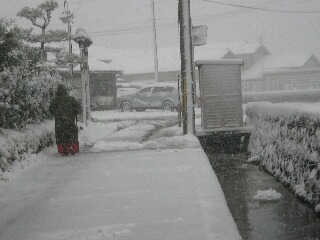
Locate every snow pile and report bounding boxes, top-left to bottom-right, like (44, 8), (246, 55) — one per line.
(92, 110), (178, 122)
(0, 113), (193, 182)
(0, 121), (55, 181)
(252, 188), (283, 202)
(79, 120), (199, 153)
(246, 102), (320, 208)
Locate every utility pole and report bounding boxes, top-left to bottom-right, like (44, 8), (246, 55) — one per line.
(259, 35), (263, 92)
(151, 0), (159, 82)
(178, 0), (194, 135)
(60, 0), (74, 83)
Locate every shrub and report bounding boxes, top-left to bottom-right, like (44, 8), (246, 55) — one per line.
(246, 102), (320, 207)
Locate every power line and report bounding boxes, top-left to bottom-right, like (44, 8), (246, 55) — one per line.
(89, 23), (175, 36)
(72, 0), (86, 15)
(201, 0), (320, 14)
(70, 0), (320, 37)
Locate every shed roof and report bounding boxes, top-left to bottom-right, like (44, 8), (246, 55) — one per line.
(195, 59), (244, 66)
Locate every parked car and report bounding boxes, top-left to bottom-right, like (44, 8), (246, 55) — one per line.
(117, 83), (179, 112)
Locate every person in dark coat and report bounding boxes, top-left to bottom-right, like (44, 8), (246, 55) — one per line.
(49, 84), (81, 156)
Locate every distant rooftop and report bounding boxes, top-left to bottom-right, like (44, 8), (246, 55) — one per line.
(242, 52), (319, 80)
(40, 41), (319, 78)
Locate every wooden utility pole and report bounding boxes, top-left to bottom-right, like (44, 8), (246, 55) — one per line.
(151, 0), (159, 82)
(178, 0), (194, 135)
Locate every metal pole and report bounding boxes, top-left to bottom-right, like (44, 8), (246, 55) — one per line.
(151, 0), (159, 82)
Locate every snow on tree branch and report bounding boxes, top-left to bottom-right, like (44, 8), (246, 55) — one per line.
(28, 30), (69, 43)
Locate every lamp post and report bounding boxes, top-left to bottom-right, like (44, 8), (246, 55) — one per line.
(60, 0), (74, 82)
(73, 28), (92, 126)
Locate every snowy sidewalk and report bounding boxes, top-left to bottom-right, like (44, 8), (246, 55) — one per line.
(0, 149), (241, 240)
(0, 111), (241, 239)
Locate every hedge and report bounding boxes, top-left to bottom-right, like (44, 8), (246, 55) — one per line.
(0, 121), (55, 181)
(246, 102), (320, 209)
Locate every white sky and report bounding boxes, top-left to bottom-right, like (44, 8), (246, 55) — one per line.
(1, 0), (320, 57)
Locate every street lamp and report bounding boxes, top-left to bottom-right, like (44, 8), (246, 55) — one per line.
(73, 28), (92, 126)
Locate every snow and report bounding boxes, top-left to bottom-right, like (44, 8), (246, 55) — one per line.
(252, 188), (283, 202)
(2, 100), (319, 239)
(246, 101), (320, 117)
(0, 120), (55, 181)
(59, 57), (121, 72)
(246, 102), (320, 207)
(91, 110), (179, 122)
(72, 28), (92, 45)
(0, 110), (240, 240)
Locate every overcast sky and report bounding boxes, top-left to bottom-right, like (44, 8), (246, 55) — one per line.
(2, 0), (320, 57)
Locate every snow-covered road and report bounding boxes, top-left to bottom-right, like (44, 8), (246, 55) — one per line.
(0, 111), (241, 240)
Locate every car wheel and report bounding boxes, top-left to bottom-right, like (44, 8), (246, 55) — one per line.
(162, 101), (174, 111)
(121, 101), (133, 112)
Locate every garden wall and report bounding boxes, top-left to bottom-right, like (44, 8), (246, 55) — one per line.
(246, 102), (320, 209)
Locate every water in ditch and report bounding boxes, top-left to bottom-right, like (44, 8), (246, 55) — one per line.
(206, 152), (320, 240)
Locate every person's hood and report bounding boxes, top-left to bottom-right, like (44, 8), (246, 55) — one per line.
(56, 84), (68, 96)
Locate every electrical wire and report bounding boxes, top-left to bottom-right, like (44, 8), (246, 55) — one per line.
(66, 0), (320, 37)
(201, 0), (320, 14)
(72, 0), (86, 15)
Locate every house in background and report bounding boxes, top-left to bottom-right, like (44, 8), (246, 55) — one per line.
(44, 42), (123, 110)
(89, 42), (273, 84)
(85, 43), (239, 83)
(241, 53), (320, 92)
(230, 43), (270, 70)
(52, 41), (320, 98)
(59, 57), (123, 110)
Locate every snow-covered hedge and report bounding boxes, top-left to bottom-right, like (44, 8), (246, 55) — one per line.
(246, 102), (320, 207)
(0, 63), (60, 129)
(0, 20), (61, 129)
(0, 121), (55, 180)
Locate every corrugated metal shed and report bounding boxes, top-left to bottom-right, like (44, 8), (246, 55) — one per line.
(196, 60), (244, 130)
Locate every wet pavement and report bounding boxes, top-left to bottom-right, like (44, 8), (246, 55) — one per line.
(206, 153), (320, 240)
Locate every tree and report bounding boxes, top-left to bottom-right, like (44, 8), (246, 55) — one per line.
(0, 19), (20, 71)
(17, 0), (67, 58)
(0, 19), (61, 129)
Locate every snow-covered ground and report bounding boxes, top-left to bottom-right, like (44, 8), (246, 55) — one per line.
(0, 110), (241, 240)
